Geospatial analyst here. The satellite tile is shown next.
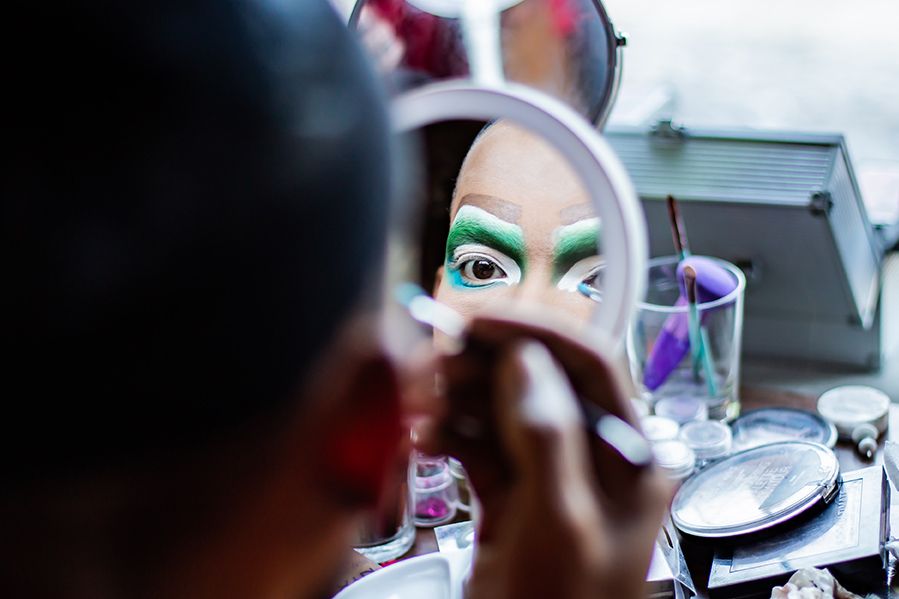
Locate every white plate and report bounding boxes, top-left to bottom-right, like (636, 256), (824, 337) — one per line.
(334, 548), (472, 599)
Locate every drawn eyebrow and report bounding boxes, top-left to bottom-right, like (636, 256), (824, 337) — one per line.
(445, 205), (526, 268)
(559, 203), (595, 226)
(455, 194), (522, 225)
(552, 218), (601, 281)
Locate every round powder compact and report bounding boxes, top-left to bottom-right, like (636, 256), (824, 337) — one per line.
(641, 415), (680, 443)
(672, 441), (840, 539)
(652, 440), (696, 482)
(654, 396), (708, 425)
(730, 408), (837, 452)
(817, 385), (890, 438)
(679, 420), (732, 465)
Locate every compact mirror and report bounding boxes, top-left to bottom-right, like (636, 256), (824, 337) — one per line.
(390, 82), (645, 345)
(351, 0), (624, 126)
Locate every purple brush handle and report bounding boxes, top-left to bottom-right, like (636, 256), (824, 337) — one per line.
(643, 258), (738, 391)
(643, 297), (691, 391)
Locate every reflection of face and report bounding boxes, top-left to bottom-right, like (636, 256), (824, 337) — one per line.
(434, 121), (600, 323)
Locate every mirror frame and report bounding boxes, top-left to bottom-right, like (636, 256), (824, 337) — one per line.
(349, 0), (625, 127)
(391, 81), (647, 346)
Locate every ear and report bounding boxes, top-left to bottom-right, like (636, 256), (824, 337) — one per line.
(319, 354), (405, 507)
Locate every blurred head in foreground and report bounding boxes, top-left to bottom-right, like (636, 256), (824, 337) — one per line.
(1, 1), (399, 597)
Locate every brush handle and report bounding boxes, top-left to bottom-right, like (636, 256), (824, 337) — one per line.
(643, 297), (691, 391)
(686, 298), (703, 381)
(698, 323), (718, 397)
(643, 258), (736, 391)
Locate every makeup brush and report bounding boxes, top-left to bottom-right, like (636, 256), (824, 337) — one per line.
(577, 281), (602, 303)
(683, 266), (718, 397)
(395, 284), (652, 469)
(667, 194), (690, 260)
(667, 194), (708, 377)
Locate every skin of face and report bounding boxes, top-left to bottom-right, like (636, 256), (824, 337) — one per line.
(434, 120), (601, 325)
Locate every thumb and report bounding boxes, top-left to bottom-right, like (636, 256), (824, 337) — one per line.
(493, 341), (590, 488)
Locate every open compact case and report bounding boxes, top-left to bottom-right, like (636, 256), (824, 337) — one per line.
(669, 441), (891, 597)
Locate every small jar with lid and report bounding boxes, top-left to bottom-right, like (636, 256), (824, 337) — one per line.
(412, 453), (458, 527)
(447, 457), (472, 513)
(818, 385), (890, 460)
(641, 415), (680, 444)
(679, 420), (732, 469)
(653, 395), (708, 425)
(652, 440), (696, 483)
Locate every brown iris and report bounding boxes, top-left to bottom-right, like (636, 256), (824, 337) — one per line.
(472, 260), (498, 280)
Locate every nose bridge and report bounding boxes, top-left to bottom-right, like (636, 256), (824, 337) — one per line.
(515, 263), (558, 304)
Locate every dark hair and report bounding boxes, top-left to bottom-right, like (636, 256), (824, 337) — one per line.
(1, 0), (392, 485)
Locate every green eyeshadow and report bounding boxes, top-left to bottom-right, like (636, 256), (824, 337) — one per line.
(552, 219), (601, 281)
(445, 206), (526, 269)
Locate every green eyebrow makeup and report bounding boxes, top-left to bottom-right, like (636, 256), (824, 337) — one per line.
(552, 218), (601, 281)
(445, 205), (527, 267)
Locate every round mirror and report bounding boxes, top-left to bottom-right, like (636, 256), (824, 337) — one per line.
(389, 82), (645, 346)
(404, 0), (525, 18)
(351, 0), (624, 126)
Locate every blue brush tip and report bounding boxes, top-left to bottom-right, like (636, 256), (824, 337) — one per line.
(394, 282), (427, 308)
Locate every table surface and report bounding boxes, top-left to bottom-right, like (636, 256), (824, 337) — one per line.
(398, 385), (899, 597)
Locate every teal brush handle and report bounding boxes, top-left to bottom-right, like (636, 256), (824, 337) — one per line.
(686, 300), (702, 381)
(698, 326), (718, 397)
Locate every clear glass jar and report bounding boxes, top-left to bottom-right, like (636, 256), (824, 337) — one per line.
(413, 453), (458, 527)
(679, 419), (732, 469)
(652, 440), (696, 483)
(447, 457), (471, 513)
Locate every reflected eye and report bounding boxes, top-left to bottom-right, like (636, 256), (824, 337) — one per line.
(557, 256), (604, 293)
(463, 258), (505, 281)
(447, 244), (522, 289)
(582, 269), (599, 290)
(578, 269), (603, 303)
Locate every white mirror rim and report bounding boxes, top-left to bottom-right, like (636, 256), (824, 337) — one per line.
(404, 0), (525, 18)
(391, 81), (647, 347)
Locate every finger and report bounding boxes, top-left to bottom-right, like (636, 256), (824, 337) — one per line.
(607, 468), (674, 586)
(398, 343), (443, 420)
(464, 309), (637, 425)
(462, 311), (653, 514)
(430, 348), (511, 496)
(437, 344), (505, 445)
(492, 341), (595, 504)
(410, 417), (441, 456)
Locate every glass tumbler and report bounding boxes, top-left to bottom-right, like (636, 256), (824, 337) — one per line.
(627, 255), (746, 422)
(352, 449), (416, 563)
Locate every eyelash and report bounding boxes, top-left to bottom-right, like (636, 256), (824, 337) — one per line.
(582, 267), (600, 286)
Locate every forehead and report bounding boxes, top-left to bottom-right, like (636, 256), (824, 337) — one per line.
(450, 121), (591, 221)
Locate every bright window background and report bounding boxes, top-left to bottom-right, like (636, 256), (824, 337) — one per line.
(334, 0), (898, 163)
(603, 0), (899, 166)
(332, 0), (898, 220)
